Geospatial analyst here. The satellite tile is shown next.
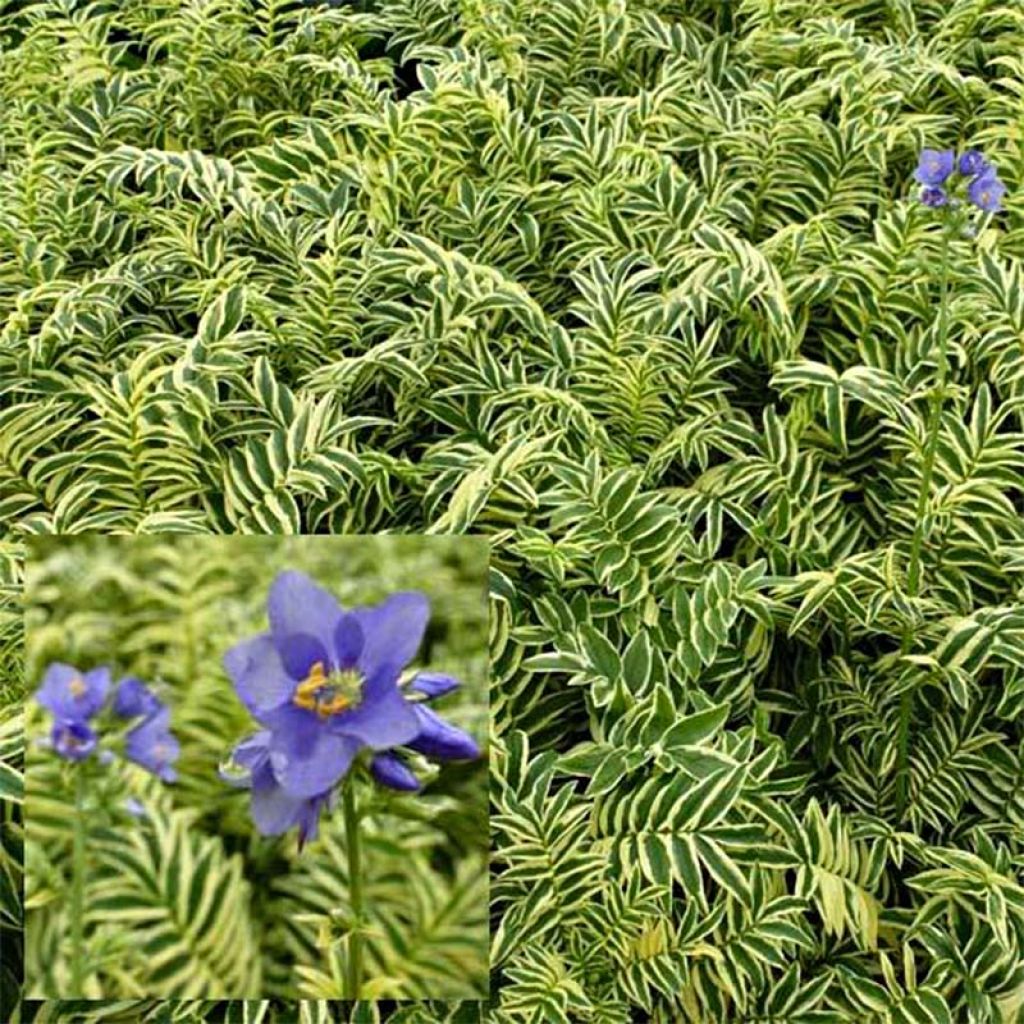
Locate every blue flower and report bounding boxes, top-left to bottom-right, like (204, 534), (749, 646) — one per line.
(919, 186), (948, 208)
(35, 664), (110, 724)
(222, 571), (425, 799)
(222, 572), (482, 842)
(958, 149), (990, 177)
(220, 731), (336, 847)
(968, 171), (1006, 213)
(52, 720), (98, 761)
(113, 677), (163, 719)
(124, 706), (180, 782)
(35, 662), (181, 780)
(914, 148), (955, 186)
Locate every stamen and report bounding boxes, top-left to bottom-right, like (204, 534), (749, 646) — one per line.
(318, 692), (352, 716)
(69, 676), (86, 698)
(292, 663), (362, 718)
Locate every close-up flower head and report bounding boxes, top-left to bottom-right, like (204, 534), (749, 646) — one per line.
(221, 570), (479, 843)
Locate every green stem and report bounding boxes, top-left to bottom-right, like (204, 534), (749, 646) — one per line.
(895, 220), (953, 819)
(343, 782), (363, 1000)
(70, 763), (87, 995)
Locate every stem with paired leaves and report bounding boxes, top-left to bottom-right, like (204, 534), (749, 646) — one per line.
(895, 216), (953, 819)
(343, 781), (364, 1000)
(70, 763), (87, 995)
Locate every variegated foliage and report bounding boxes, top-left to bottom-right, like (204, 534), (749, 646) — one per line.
(1, 0), (1023, 1021)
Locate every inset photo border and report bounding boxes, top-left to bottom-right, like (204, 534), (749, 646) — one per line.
(23, 535), (489, 1001)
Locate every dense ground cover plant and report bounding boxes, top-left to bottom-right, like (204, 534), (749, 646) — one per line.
(1, 0), (1023, 1021)
(22, 536), (489, 1003)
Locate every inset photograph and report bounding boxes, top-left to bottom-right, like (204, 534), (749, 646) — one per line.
(23, 535), (489, 1000)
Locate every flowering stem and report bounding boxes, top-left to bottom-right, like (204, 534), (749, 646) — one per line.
(70, 763), (87, 995)
(895, 218), (953, 819)
(343, 782), (364, 1000)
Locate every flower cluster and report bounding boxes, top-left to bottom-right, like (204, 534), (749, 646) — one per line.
(220, 571), (480, 846)
(914, 147), (1006, 212)
(35, 664), (180, 781)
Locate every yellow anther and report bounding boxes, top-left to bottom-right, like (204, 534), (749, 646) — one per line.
(292, 662), (361, 718)
(318, 693), (352, 717)
(68, 677), (86, 698)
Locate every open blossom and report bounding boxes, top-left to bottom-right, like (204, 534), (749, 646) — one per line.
(222, 571), (480, 842)
(913, 148), (954, 185)
(967, 171), (1006, 213)
(222, 571), (425, 798)
(124, 706), (180, 782)
(36, 664), (110, 724)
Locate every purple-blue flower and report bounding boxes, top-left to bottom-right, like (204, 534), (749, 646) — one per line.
(914, 148), (955, 186)
(52, 720), (98, 761)
(919, 186), (947, 208)
(968, 171), (1006, 213)
(222, 572), (481, 842)
(958, 150), (989, 178)
(124, 706), (180, 782)
(113, 677), (163, 719)
(221, 731), (336, 847)
(35, 664), (110, 724)
(34, 662), (181, 779)
(222, 571), (425, 799)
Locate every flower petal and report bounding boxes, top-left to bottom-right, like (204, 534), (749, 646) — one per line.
(223, 634), (295, 716)
(270, 727), (360, 798)
(220, 731), (272, 788)
(298, 793), (332, 849)
(125, 707), (180, 781)
(407, 705), (480, 760)
(250, 781), (312, 836)
(355, 592), (430, 692)
(409, 672), (460, 699)
(51, 720), (97, 761)
(267, 570), (343, 662)
(913, 148), (954, 185)
(113, 677), (162, 719)
(334, 613), (364, 669)
(35, 663), (110, 722)
(371, 752), (421, 791)
(276, 632), (328, 680)
(332, 687), (419, 749)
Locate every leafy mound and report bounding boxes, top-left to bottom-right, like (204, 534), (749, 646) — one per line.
(1, 0), (1023, 1022)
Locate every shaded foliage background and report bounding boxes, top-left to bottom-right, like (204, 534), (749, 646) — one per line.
(0, 0), (1023, 1021)
(22, 536), (489, 1002)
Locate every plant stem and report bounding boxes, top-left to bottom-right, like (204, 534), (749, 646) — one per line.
(343, 782), (363, 1000)
(895, 220), (953, 819)
(70, 763), (87, 995)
